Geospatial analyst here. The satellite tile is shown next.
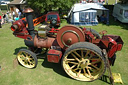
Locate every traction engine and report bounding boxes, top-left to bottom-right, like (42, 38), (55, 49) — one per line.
(11, 8), (123, 81)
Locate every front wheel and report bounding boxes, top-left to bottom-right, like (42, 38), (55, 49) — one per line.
(17, 49), (38, 68)
(62, 42), (106, 81)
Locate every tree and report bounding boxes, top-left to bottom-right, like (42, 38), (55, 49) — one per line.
(26, 0), (79, 13)
(119, 0), (128, 4)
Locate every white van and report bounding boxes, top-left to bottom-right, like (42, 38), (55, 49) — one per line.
(113, 4), (128, 23)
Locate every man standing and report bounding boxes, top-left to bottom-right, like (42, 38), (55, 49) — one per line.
(13, 11), (15, 20)
(0, 15), (2, 28)
(18, 11), (21, 19)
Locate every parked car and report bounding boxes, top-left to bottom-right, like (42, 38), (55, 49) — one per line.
(45, 12), (60, 27)
(113, 4), (128, 23)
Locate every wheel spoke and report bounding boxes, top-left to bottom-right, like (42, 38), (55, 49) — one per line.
(66, 59), (76, 61)
(89, 53), (94, 59)
(30, 62), (35, 65)
(83, 68), (86, 75)
(91, 59), (101, 65)
(77, 69), (81, 77)
(20, 54), (26, 60)
(26, 53), (31, 58)
(71, 53), (80, 62)
(86, 67), (92, 77)
(90, 58), (100, 61)
(67, 61), (79, 65)
(84, 50), (90, 58)
(20, 54), (25, 58)
(73, 51), (81, 58)
(81, 50), (84, 58)
(67, 65), (77, 72)
(90, 64), (100, 70)
(77, 63), (80, 68)
(28, 59), (35, 65)
(73, 68), (79, 71)
(71, 64), (77, 69)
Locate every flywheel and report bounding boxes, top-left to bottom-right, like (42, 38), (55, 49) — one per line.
(57, 25), (85, 49)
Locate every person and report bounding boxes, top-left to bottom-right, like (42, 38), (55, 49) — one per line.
(12, 11), (15, 20)
(9, 12), (12, 19)
(2, 13), (6, 23)
(93, 0), (98, 3)
(100, 0), (105, 3)
(15, 8), (19, 14)
(1, 14), (4, 24)
(0, 15), (2, 28)
(100, 14), (107, 23)
(5, 13), (9, 23)
(14, 15), (19, 21)
(18, 11), (21, 19)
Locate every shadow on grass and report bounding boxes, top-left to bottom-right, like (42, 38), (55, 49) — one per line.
(100, 15), (128, 30)
(99, 75), (111, 84)
(41, 56), (70, 79)
(13, 47), (27, 55)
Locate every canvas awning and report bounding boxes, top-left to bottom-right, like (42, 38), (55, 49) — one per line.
(68, 3), (109, 25)
(8, 0), (26, 5)
(72, 3), (108, 12)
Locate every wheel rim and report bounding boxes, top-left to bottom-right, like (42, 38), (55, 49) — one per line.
(63, 48), (105, 81)
(17, 51), (36, 68)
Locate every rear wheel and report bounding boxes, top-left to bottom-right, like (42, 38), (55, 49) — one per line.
(62, 42), (106, 81)
(17, 49), (37, 68)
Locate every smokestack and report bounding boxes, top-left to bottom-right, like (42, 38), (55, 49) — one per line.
(23, 8), (34, 35)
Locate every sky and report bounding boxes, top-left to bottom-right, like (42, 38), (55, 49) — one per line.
(0, 0), (10, 1)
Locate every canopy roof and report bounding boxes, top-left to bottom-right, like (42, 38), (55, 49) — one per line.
(72, 3), (108, 12)
(8, 0), (26, 5)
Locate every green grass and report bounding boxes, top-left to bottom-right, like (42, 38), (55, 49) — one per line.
(0, 10), (7, 16)
(0, 17), (128, 85)
(107, 0), (119, 4)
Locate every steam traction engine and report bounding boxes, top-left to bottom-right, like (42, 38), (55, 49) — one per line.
(11, 8), (123, 82)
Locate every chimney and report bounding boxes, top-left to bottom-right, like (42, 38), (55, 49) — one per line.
(23, 8), (34, 35)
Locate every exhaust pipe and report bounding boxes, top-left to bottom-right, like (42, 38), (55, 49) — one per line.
(23, 8), (35, 35)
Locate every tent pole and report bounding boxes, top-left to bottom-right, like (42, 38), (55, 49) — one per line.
(106, 0), (108, 5)
(115, 0), (117, 4)
(106, 10), (109, 25)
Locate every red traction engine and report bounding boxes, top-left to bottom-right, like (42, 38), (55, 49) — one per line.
(11, 8), (123, 81)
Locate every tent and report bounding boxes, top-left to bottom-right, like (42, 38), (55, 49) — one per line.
(68, 3), (109, 26)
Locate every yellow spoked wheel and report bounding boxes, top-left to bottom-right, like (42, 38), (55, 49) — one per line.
(62, 42), (106, 81)
(17, 49), (38, 68)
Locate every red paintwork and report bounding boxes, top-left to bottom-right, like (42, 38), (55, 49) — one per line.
(45, 12), (60, 26)
(49, 27), (59, 33)
(22, 15), (46, 27)
(34, 36), (55, 48)
(47, 49), (62, 63)
(82, 28), (123, 58)
(13, 27), (32, 40)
